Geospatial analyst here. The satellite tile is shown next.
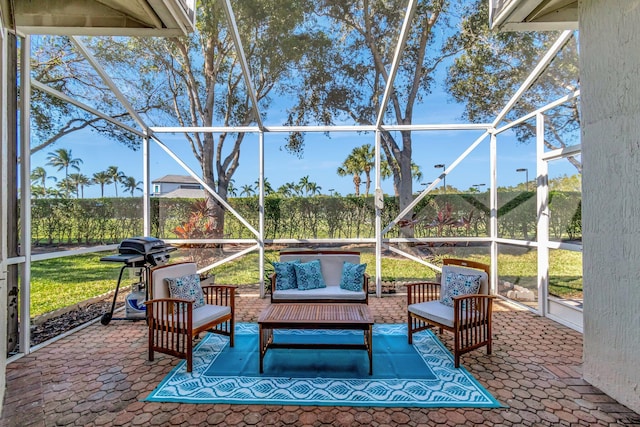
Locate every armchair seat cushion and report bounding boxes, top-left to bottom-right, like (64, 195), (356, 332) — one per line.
(191, 304), (232, 330)
(161, 304), (231, 330)
(409, 301), (454, 328)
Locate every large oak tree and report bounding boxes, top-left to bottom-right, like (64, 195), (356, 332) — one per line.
(31, 0), (318, 238)
(284, 0), (471, 237)
(445, 0), (581, 171)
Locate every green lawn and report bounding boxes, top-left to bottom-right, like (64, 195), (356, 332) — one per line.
(28, 248), (582, 318)
(467, 249), (583, 298)
(30, 252), (123, 318)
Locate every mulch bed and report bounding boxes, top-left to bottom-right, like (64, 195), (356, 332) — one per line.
(30, 298), (124, 347)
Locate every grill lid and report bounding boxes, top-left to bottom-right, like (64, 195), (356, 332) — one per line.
(118, 236), (169, 255)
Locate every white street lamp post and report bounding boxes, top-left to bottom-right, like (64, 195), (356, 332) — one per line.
(434, 164), (446, 194)
(516, 168), (529, 191)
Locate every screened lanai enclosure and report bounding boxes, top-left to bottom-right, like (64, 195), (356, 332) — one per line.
(3, 0), (582, 359)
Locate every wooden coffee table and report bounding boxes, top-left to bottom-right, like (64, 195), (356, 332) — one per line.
(258, 303), (374, 374)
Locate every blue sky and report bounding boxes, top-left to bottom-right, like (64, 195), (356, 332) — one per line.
(29, 107), (571, 199)
(29, 72), (576, 199)
(26, 7), (581, 200)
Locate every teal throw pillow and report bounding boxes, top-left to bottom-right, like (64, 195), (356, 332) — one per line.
(272, 260), (300, 291)
(439, 272), (482, 307)
(340, 262), (367, 292)
(294, 260), (326, 290)
(166, 273), (205, 312)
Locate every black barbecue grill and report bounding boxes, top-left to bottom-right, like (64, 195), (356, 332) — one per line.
(100, 237), (176, 325)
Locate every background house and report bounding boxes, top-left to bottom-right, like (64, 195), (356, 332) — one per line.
(152, 175), (205, 198)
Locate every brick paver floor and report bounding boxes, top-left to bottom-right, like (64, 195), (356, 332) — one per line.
(2, 288), (640, 426)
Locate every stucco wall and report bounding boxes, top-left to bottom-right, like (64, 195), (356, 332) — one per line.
(580, 0), (640, 414)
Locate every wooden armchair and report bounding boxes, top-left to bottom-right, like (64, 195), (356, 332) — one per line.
(407, 258), (494, 368)
(145, 262), (235, 372)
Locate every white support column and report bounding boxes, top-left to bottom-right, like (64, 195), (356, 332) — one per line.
(143, 133), (151, 235)
(489, 132), (498, 293)
(258, 132), (265, 299)
(19, 35), (32, 354)
(0, 23), (9, 409)
(374, 130), (383, 298)
(536, 113), (549, 316)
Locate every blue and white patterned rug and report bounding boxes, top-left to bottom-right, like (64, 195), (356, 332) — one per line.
(145, 323), (502, 408)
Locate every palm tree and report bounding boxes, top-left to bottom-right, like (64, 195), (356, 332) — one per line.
(411, 163), (423, 185)
(307, 182), (322, 196)
(92, 171), (112, 197)
(46, 148), (82, 179)
(277, 182), (299, 198)
(298, 175), (312, 196)
(227, 179), (237, 197)
(30, 166), (56, 190)
(106, 165), (126, 197)
(57, 177), (77, 198)
(254, 178), (274, 195)
(292, 182), (304, 196)
(122, 176), (143, 196)
(337, 156), (363, 196)
(276, 184), (292, 197)
(46, 187), (65, 198)
(31, 185), (46, 199)
(337, 145), (375, 196)
(240, 184), (256, 197)
(68, 173), (92, 198)
(355, 145), (376, 195)
(381, 159), (423, 197)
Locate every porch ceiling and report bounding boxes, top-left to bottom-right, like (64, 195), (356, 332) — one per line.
(490, 0), (578, 31)
(0, 0), (195, 36)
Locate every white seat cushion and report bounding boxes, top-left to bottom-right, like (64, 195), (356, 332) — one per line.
(272, 285), (366, 301)
(151, 263), (198, 300)
(192, 304), (231, 329)
(408, 300), (454, 328)
(165, 304), (231, 330)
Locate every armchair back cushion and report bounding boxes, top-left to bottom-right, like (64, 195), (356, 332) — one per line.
(439, 271), (482, 307)
(441, 264), (489, 294)
(151, 262), (198, 300)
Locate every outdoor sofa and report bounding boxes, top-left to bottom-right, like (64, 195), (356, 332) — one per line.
(269, 250), (369, 304)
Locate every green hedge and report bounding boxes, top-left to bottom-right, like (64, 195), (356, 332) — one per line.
(29, 191), (581, 245)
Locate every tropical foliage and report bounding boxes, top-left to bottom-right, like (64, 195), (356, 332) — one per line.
(30, 190), (581, 246)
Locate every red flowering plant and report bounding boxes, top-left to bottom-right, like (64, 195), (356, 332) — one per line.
(173, 200), (218, 275)
(426, 201), (457, 236)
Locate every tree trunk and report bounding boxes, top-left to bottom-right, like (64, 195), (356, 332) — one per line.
(398, 131), (415, 240)
(201, 134), (226, 241)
